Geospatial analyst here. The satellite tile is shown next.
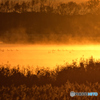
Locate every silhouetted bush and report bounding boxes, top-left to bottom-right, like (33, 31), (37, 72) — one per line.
(0, 57), (100, 87)
(0, 57), (100, 99)
(0, 81), (100, 100)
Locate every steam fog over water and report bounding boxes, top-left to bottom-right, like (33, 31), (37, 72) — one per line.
(0, 2), (100, 70)
(0, 44), (100, 70)
(1, 1), (100, 99)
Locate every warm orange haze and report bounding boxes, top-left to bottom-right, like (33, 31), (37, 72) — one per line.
(0, 0), (88, 3)
(0, 44), (100, 70)
(0, 0), (100, 99)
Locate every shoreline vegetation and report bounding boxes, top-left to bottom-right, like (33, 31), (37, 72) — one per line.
(0, 0), (99, 15)
(0, 57), (100, 99)
(0, 0), (100, 99)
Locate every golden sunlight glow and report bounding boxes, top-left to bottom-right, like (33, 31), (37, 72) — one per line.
(0, 44), (100, 70)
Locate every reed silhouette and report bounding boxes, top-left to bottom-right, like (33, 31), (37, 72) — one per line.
(0, 56), (100, 87)
(0, 57), (100, 99)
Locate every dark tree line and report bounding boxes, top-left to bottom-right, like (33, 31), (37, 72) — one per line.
(0, 0), (100, 15)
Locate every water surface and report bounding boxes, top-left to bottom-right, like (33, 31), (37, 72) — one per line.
(0, 44), (100, 70)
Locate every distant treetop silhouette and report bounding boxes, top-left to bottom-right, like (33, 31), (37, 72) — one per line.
(0, 0), (100, 15)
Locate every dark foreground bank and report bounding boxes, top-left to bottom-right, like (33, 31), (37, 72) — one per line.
(0, 57), (100, 99)
(0, 56), (100, 87)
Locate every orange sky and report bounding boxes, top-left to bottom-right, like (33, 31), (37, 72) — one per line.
(0, 0), (88, 3)
(58, 0), (88, 3)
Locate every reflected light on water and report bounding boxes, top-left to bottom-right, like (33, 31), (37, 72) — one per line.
(0, 44), (100, 69)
